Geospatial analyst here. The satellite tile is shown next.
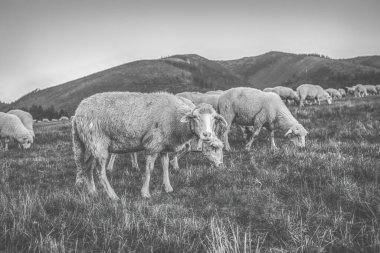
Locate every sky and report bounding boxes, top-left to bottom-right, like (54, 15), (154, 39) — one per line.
(1, 0), (380, 102)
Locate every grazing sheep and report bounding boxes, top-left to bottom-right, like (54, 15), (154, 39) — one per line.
(296, 84), (332, 107)
(325, 88), (342, 99)
(51, 119), (58, 122)
(59, 116), (69, 121)
(354, 84), (368, 97)
(42, 118), (50, 123)
(218, 87), (308, 151)
(346, 86), (356, 96)
(338, 88), (346, 97)
(376, 85), (380, 93)
(176, 92), (220, 110)
(271, 86), (300, 104)
(0, 112), (33, 150)
(7, 109), (35, 138)
(263, 87), (274, 92)
(72, 92), (227, 200)
(363, 85), (377, 95)
(205, 90), (224, 95)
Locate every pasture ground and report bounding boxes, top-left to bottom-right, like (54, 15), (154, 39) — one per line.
(1, 96), (380, 252)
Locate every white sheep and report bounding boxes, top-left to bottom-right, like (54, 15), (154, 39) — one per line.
(72, 92), (227, 200)
(176, 91), (220, 110)
(363, 85), (377, 95)
(338, 88), (346, 97)
(205, 90), (224, 95)
(270, 86), (300, 104)
(218, 87), (308, 151)
(296, 84), (332, 107)
(346, 86), (356, 96)
(354, 84), (368, 97)
(325, 88), (342, 99)
(59, 116), (69, 121)
(7, 109), (35, 138)
(42, 118), (50, 123)
(376, 85), (380, 94)
(0, 112), (33, 150)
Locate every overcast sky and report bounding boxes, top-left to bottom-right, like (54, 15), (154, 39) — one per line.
(1, 0), (379, 102)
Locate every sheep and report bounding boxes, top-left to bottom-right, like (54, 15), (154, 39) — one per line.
(270, 86), (300, 104)
(338, 88), (346, 97)
(296, 84), (332, 107)
(42, 118), (50, 123)
(105, 95), (225, 173)
(176, 91), (220, 110)
(59, 116), (69, 121)
(376, 85), (380, 94)
(72, 92), (227, 200)
(354, 84), (368, 97)
(205, 90), (224, 95)
(346, 86), (356, 96)
(218, 87), (308, 151)
(51, 119), (58, 122)
(325, 88), (342, 99)
(7, 109), (35, 138)
(263, 87), (274, 92)
(363, 85), (377, 95)
(0, 112), (33, 151)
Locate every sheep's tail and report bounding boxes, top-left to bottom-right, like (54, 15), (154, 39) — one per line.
(72, 118), (91, 186)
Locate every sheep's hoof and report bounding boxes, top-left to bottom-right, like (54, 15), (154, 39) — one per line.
(164, 185), (173, 193)
(141, 191), (151, 198)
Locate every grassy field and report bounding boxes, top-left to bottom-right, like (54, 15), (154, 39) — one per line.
(1, 96), (380, 252)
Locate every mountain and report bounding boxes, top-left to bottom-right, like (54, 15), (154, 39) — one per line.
(218, 51), (380, 90)
(3, 52), (380, 115)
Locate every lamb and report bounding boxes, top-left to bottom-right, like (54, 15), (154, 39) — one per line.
(354, 84), (368, 97)
(0, 112), (33, 151)
(363, 85), (377, 95)
(296, 84), (332, 107)
(346, 86), (356, 96)
(72, 92), (227, 200)
(338, 88), (346, 97)
(7, 109), (35, 138)
(325, 88), (342, 99)
(270, 86), (300, 104)
(218, 87), (308, 151)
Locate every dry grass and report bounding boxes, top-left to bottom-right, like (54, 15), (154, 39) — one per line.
(1, 96), (380, 252)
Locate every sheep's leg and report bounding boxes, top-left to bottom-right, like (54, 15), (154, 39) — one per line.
(85, 158), (97, 195)
(245, 125), (262, 151)
(130, 152), (139, 170)
(161, 153), (173, 193)
(106, 154), (116, 171)
(97, 152), (119, 200)
(223, 116), (234, 151)
(170, 154), (180, 171)
(270, 130), (278, 151)
(141, 153), (158, 198)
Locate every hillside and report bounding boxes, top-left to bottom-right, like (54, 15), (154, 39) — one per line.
(218, 51), (380, 89)
(3, 52), (380, 114)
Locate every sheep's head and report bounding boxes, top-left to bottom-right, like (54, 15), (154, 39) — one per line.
(181, 103), (228, 142)
(190, 137), (224, 168)
(284, 124), (308, 148)
(16, 134), (33, 149)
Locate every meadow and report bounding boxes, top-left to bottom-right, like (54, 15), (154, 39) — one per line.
(1, 96), (380, 252)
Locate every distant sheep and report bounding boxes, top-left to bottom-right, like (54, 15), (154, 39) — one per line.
(59, 116), (69, 121)
(376, 85), (380, 93)
(346, 86), (356, 96)
(51, 119), (58, 122)
(270, 86), (300, 104)
(0, 112), (33, 150)
(325, 88), (342, 99)
(263, 87), (274, 92)
(72, 92), (227, 200)
(218, 87), (308, 151)
(7, 109), (35, 138)
(205, 90), (224, 95)
(176, 91), (220, 110)
(42, 118), (50, 123)
(354, 84), (367, 97)
(296, 84), (332, 107)
(338, 88), (346, 97)
(363, 85), (377, 95)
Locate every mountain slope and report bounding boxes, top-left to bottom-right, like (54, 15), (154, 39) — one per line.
(3, 52), (380, 115)
(218, 51), (380, 89)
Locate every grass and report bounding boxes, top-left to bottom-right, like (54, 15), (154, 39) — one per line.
(1, 96), (380, 252)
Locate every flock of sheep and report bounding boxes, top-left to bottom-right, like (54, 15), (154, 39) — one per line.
(1, 83), (379, 201)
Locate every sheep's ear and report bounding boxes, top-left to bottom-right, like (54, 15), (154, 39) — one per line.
(284, 129), (293, 137)
(214, 114), (228, 129)
(180, 112), (195, 123)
